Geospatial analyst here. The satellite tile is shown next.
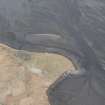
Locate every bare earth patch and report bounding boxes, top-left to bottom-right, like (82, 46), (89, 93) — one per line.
(0, 44), (74, 105)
